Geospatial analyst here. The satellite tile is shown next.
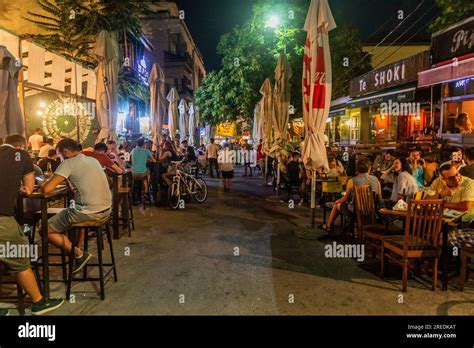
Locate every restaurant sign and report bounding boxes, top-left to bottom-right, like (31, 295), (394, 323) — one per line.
(350, 51), (429, 98)
(348, 89), (415, 109)
(432, 17), (474, 65)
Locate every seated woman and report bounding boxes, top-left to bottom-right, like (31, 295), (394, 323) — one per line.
(160, 141), (180, 187)
(455, 113), (473, 134)
(327, 154), (345, 178)
(381, 157), (419, 207)
(319, 158), (381, 233)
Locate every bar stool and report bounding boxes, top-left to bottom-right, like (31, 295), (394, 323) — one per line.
(0, 264), (26, 316)
(460, 248), (474, 291)
(66, 219), (117, 301)
(132, 175), (152, 208)
(118, 187), (135, 237)
(32, 208), (68, 284)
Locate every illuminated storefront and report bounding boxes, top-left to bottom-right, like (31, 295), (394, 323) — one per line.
(348, 51), (431, 144)
(418, 17), (474, 146)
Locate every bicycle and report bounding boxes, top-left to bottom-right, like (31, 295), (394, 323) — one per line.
(168, 160), (208, 210)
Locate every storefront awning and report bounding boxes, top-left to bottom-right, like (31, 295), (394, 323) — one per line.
(418, 57), (474, 88)
(347, 87), (416, 109)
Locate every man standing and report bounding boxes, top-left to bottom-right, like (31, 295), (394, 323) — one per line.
(0, 135), (64, 316)
(242, 139), (253, 177)
(28, 128), (44, 157)
(42, 139), (112, 274)
(207, 138), (220, 179)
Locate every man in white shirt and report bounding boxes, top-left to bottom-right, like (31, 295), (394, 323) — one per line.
(28, 128), (44, 157)
(38, 138), (55, 158)
(207, 138), (220, 179)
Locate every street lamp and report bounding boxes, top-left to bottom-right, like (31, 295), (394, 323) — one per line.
(265, 15), (280, 29)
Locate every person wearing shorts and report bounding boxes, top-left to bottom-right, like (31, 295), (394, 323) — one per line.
(0, 135), (64, 316)
(42, 138), (112, 274)
(219, 144), (234, 192)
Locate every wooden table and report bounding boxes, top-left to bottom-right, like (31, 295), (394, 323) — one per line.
(18, 187), (69, 299)
(108, 169), (132, 240)
(379, 208), (466, 291)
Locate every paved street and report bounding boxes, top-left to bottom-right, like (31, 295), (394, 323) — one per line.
(6, 167), (473, 316)
(0, 167), (466, 315)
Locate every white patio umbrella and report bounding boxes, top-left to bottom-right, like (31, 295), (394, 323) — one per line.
(166, 88), (180, 141)
(188, 102), (196, 146)
(178, 99), (189, 143)
(259, 78), (274, 155)
(302, 0), (337, 228)
(94, 30), (119, 143)
(269, 53), (292, 198)
(252, 102), (262, 142)
(149, 63), (166, 150)
(0, 45), (24, 139)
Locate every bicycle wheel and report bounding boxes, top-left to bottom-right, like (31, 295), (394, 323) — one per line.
(168, 181), (181, 210)
(192, 178), (208, 203)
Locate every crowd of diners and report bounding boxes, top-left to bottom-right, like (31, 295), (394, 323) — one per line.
(315, 145), (474, 253)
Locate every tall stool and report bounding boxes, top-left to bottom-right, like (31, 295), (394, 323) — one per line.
(0, 264), (26, 316)
(32, 208), (68, 284)
(66, 219), (117, 301)
(118, 187), (135, 237)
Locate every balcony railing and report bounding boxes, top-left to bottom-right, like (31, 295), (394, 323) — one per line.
(164, 51), (193, 71)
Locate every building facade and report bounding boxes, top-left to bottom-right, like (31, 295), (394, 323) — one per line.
(141, 2), (206, 102)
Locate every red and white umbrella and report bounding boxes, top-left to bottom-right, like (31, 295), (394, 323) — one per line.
(302, 0), (336, 172)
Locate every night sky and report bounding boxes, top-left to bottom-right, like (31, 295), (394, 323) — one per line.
(176, 0), (438, 72)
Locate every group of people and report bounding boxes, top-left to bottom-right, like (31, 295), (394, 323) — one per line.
(317, 145), (474, 252)
(0, 133), (123, 316)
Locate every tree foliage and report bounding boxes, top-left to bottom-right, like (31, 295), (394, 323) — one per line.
(195, 0), (370, 126)
(429, 0), (474, 33)
(25, 0), (152, 68)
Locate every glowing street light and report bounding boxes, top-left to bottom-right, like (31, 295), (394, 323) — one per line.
(265, 15), (280, 29)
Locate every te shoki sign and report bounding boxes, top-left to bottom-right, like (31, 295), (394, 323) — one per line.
(350, 51), (429, 98)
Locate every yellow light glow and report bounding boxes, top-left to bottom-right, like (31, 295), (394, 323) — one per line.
(39, 102), (46, 108)
(37, 111), (43, 116)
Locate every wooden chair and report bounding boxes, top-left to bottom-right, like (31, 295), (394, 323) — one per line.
(381, 200), (445, 292)
(354, 186), (403, 254)
(460, 248), (474, 291)
(321, 181), (343, 226)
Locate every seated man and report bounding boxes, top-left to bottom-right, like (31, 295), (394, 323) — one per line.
(425, 164), (474, 220)
(82, 142), (123, 174)
(285, 152), (306, 205)
(181, 140), (197, 174)
(0, 135), (64, 316)
(38, 149), (60, 173)
(42, 139), (112, 274)
(130, 138), (156, 194)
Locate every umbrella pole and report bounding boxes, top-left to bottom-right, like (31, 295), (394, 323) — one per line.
(276, 160), (280, 197)
(310, 169), (316, 229)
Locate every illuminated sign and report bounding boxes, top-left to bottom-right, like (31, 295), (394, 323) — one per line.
(455, 78), (474, 88)
(137, 57), (150, 85)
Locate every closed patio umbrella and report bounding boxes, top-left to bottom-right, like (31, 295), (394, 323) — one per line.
(149, 63), (166, 150)
(252, 102), (262, 142)
(269, 53), (292, 198)
(166, 88), (180, 141)
(0, 45), (24, 139)
(259, 78), (274, 155)
(178, 99), (189, 143)
(94, 30), (119, 143)
(302, 0), (336, 228)
(188, 102), (196, 146)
